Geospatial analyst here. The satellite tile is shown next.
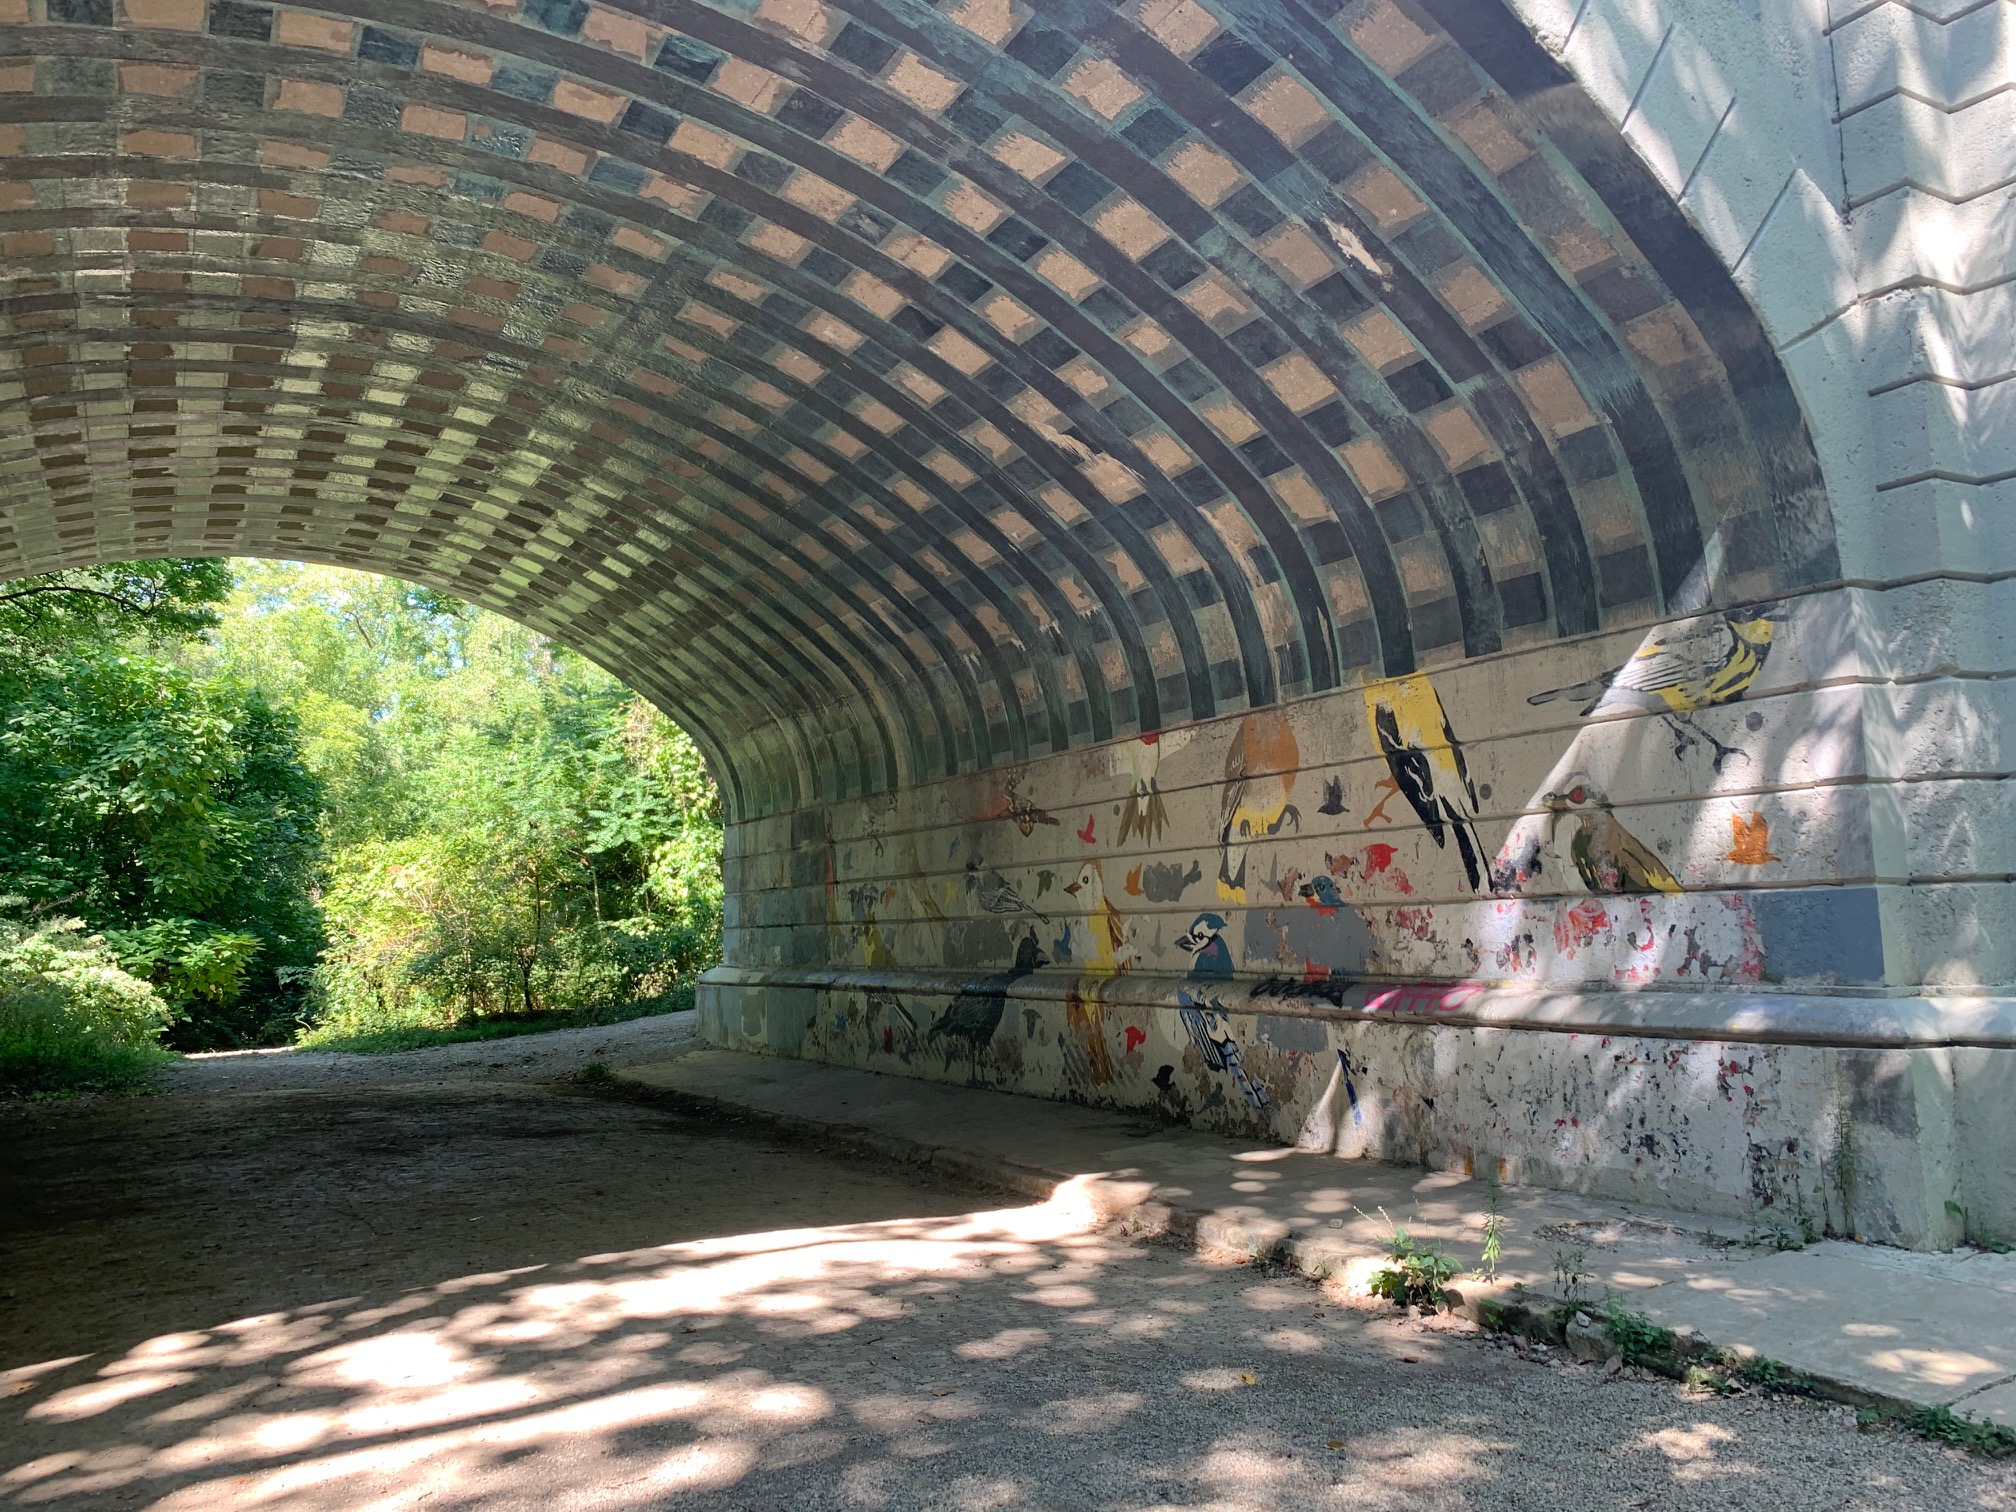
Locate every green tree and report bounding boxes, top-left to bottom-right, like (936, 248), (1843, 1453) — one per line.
(195, 563), (723, 1045)
(0, 558), (324, 1055)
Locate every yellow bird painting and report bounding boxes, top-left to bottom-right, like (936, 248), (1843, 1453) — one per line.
(1063, 859), (1132, 1088)
(1527, 606), (1785, 771)
(1362, 674), (1487, 893)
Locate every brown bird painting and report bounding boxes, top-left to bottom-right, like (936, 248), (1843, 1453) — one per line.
(1216, 712), (1301, 903)
(1544, 779), (1681, 895)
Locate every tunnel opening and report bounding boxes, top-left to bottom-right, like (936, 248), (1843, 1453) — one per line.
(8, 0), (2009, 1246)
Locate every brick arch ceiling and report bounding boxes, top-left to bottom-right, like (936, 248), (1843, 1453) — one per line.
(0, 0), (1837, 818)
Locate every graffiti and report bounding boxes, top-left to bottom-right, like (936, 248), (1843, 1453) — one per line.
(1363, 675), (1487, 892)
(1543, 779), (1681, 894)
(1364, 983), (1484, 1016)
(1489, 829), (1545, 893)
(1116, 733), (1169, 846)
(1076, 813), (1097, 844)
(1036, 868), (1056, 897)
(965, 858), (1048, 920)
(1216, 712), (1300, 903)
(1124, 1025), (1147, 1053)
(1318, 775), (1346, 815)
(1526, 605), (1785, 772)
(929, 929), (1047, 1082)
(1337, 1049), (1362, 1124)
(1248, 975), (1351, 1008)
(1724, 812), (1780, 864)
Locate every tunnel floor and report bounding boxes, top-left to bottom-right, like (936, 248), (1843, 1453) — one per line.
(1, 1030), (2003, 1511)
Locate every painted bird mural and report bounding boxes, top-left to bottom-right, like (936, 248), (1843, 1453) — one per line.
(929, 929), (1047, 1081)
(1544, 778), (1681, 895)
(964, 858), (1048, 920)
(1062, 859), (1134, 1088)
(1116, 732), (1168, 846)
(1174, 913), (1271, 1113)
(1363, 675), (1487, 893)
(1216, 712), (1301, 903)
(1525, 605), (1785, 771)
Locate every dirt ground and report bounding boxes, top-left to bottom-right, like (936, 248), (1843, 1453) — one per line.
(2, 1019), (2011, 1511)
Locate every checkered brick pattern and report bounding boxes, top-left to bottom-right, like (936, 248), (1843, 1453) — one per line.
(0, 0), (1837, 817)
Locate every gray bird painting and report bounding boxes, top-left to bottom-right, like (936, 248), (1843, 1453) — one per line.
(965, 857), (1048, 921)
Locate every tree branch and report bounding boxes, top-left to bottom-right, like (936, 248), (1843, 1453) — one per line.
(0, 583), (159, 615)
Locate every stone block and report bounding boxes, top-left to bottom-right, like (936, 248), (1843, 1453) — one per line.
(1621, 24), (1734, 196)
(1833, 0), (2015, 117)
(1842, 91), (2016, 207)
(1731, 168), (1858, 345)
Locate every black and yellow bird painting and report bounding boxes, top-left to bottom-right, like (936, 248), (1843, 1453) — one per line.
(1526, 606), (1785, 771)
(1544, 779), (1681, 895)
(1362, 675), (1487, 893)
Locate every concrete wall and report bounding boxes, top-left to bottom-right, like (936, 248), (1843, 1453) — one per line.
(702, 0), (2016, 1249)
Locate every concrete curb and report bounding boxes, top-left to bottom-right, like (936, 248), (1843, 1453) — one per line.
(607, 1058), (2012, 1442)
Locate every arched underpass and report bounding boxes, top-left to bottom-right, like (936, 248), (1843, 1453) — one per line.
(2, 0), (2011, 1246)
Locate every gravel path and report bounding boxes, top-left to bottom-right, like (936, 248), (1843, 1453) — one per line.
(2, 1023), (2009, 1511)
(158, 1009), (702, 1095)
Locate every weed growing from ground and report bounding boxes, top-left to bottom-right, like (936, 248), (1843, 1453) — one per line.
(1362, 1207), (1462, 1309)
(1479, 1172), (1505, 1283)
(1601, 1297), (1675, 1366)
(1552, 1244), (1592, 1310)
(1896, 1405), (2016, 1457)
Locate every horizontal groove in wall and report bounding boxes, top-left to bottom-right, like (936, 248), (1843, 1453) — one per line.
(700, 965), (2016, 1049)
(1835, 82), (2016, 126)
(1848, 171), (2016, 212)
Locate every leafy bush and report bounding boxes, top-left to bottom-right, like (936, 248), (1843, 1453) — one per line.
(0, 913), (173, 1094)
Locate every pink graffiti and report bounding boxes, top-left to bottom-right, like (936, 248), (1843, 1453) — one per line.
(1362, 843), (1397, 874)
(1364, 983), (1484, 1016)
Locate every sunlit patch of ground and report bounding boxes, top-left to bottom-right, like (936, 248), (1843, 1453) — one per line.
(3, 1072), (2008, 1511)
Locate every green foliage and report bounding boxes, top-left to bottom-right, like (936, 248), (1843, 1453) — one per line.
(0, 560), (324, 1048)
(0, 557), (717, 1056)
(1479, 1172), (1505, 1283)
(0, 911), (173, 1094)
(196, 563), (723, 1045)
(1900, 1405), (2016, 1457)
(1601, 1299), (1676, 1366)
(1364, 1208), (1462, 1309)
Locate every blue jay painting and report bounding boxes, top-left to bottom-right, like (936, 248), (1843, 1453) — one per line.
(1174, 913), (1270, 1113)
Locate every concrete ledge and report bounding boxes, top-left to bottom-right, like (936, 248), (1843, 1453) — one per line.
(613, 1049), (2016, 1431)
(700, 965), (2016, 1049)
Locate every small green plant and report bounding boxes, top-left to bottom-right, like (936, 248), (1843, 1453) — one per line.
(1362, 1207), (1462, 1309)
(1601, 1296), (1674, 1366)
(1742, 1218), (1809, 1252)
(1734, 1355), (1813, 1395)
(577, 1060), (613, 1084)
(1552, 1244), (1591, 1309)
(1683, 1350), (1815, 1398)
(1905, 1404), (2016, 1457)
(1945, 1200), (2015, 1254)
(1478, 1172), (1505, 1283)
